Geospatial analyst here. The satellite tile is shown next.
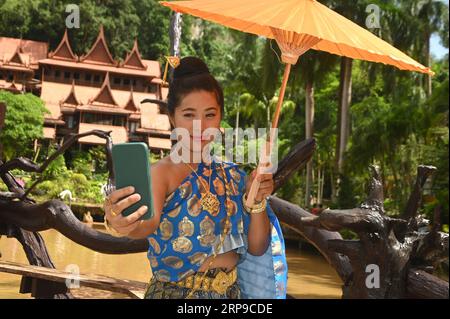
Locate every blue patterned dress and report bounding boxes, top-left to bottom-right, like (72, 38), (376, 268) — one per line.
(145, 158), (288, 299)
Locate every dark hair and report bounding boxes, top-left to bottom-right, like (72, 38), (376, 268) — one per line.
(167, 56), (224, 117)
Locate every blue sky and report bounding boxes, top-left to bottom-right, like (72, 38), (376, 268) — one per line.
(430, 0), (449, 59)
(431, 0), (449, 58)
(431, 33), (448, 59)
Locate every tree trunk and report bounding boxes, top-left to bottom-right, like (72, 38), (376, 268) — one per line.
(319, 167), (325, 204)
(330, 161), (337, 202)
(425, 30), (432, 97)
(0, 102), (6, 161)
(235, 108), (240, 147)
(305, 81), (314, 208)
(317, 164), (321, 204)
(334, 57), (353, 199)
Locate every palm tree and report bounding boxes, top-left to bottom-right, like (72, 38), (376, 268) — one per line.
(290, 50), (337, 207)
(328, 0), (372, 201)
(408, 0), (448, 96)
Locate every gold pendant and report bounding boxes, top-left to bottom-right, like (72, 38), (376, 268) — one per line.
(200, 192), (220, 216)
(161, 256), (184, 269)
(172, 236), (193, 253)
(159, 218), (173, 240)
(199, 215), (216, 247)
(179, 216), (195, 237)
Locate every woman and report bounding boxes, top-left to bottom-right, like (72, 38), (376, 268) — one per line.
(103, 57), (287, 299)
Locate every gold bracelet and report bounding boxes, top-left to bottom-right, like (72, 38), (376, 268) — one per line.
(243, 192), (265, 209)
(103, 217), (125, 237)
(242, 193), (267, 214)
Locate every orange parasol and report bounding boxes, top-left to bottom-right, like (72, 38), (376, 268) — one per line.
(159, 0), (434, 206)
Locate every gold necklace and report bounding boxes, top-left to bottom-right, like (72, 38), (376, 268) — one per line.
(185, 163), (234, 299)
(184, 161), (220, 216)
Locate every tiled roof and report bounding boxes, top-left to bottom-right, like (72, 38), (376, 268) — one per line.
(89, 73), (119, 106)
(40, 27), (161, 78)
(76, 104), (132, 114)
(36, 26), (171, 139)
(0, 64), (34, 73)
(122, 40), (147, 70)
(124, 87), (140, 112)
(39, 58), (160, 78)
(0, 80), (23, 93)
(0, 37), (48, 69)
(60, 80), (81, 106)
(40, 80), (171, 132)
(48, 29), (77, 61)
(79, 26), (116, 66)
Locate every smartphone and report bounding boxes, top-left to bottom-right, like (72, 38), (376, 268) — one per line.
(111, 142), (154, 220)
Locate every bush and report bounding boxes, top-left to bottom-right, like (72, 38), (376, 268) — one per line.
(33, 180), (61, 198)
(77, 178), (104, 204)
(31, 171), (105, 204)
(43, 144), (69, 180)
(88, 146), (107, 174)
(0, 91), (48, 160)
(70, 173), (89, 197)
(71, 152), (94, 178)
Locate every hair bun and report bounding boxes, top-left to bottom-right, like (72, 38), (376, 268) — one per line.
(173, 56), (210, 79)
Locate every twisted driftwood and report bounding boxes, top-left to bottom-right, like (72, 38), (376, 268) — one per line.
(292, 165), (449, 298)
(0, 119), (448, 298)
(0, 129), (317, 298)
(0, 130), (148, 298)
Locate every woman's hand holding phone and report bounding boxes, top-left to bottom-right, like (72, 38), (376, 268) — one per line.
(104, 186), (149, 236)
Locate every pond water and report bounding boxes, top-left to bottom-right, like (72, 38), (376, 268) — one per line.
(0, 228), (342, 299)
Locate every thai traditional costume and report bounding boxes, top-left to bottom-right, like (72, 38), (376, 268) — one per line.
(144, 158), (288, 299)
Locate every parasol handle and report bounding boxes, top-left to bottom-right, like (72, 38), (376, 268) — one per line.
(245, 63), (292, 208)
(245, 139), (272, 208)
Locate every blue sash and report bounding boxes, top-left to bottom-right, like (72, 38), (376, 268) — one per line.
(238, 201), (288, 299)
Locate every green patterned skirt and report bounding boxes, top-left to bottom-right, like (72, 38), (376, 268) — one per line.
(144, 268), (241, 299)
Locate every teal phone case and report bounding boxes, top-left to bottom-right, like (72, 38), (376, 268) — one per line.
(111, 142), (154, 220)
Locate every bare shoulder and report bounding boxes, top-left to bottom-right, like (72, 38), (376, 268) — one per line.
(152, 155), (172, 170)
(151, 156), (176, 190)
(152, 156), (171, 179)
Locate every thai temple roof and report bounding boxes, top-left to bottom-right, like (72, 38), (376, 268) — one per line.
(1, 27), (170, 148)
(0, 37), (48, 70)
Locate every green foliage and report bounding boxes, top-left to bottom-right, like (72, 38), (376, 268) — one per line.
(0, 0), (170, 61)
(418, 78), (449, 225)
(42, 144), (69, 180)
(443, 225), (449, 233)
(88, 146), (107, 173)
(339, 229), (358, 240)
(70, 149), (93, 178)
(33, 180), (61, 198)
(31, 168), (104, 204)
(0, 91), (48, 160)
(71, 172), (88, 187)
(0, 0), (447, 222)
